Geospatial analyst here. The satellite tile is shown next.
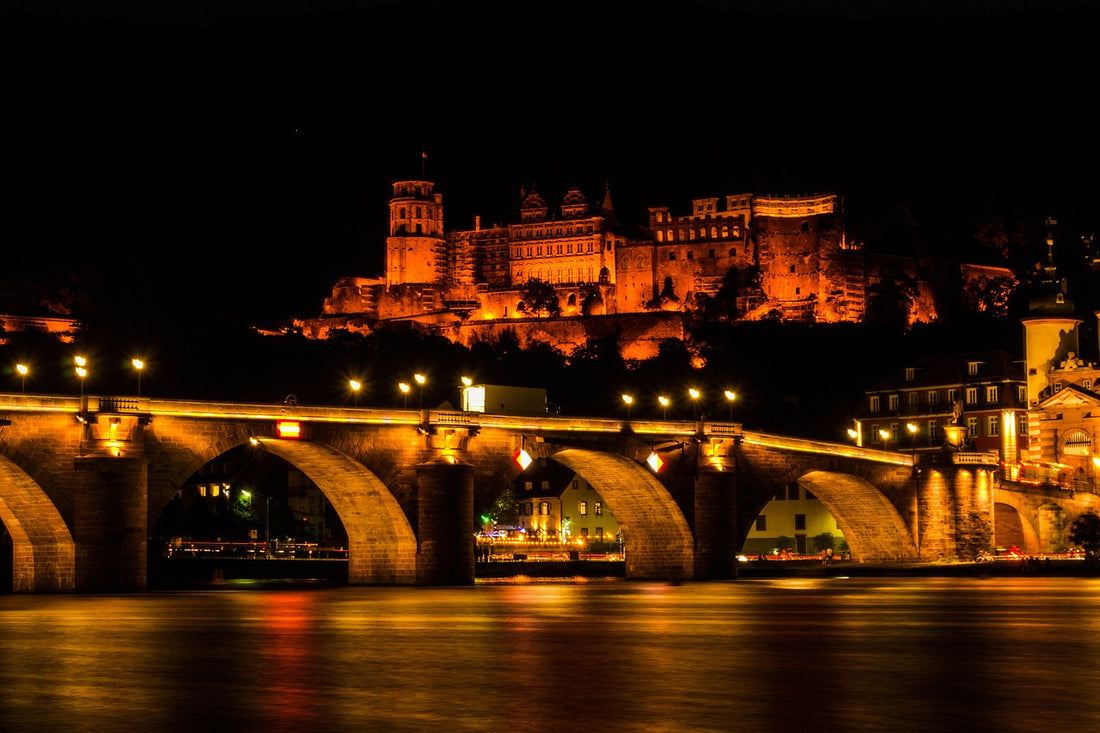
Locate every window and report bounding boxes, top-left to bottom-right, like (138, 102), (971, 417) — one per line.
(968, 362), (980, 375)
(669, 252), (677, 261)
(928, 391), (939, 406)
(708, 249), (715, 258)
(967, 417), (980, 438)
(523, 502), (533, 516)
(986, 386), (999, 403)
(966, 387), (978, 404)
(795, 514), (806, 531)
(929, 420), (941, 443)
(869, 396), (881, 412)
(539, 501), (550, 515)
(1054, 382), (1063, 392)
(1017, 386), (1027, 401)
(540, 480), (550, 491)
(948, 388), (958, 404)
(1084, 379), (1092, 392)
(578, 501), (588, 516)
(888, 394), (899, 411)
(988, 415), (1000, 437)
(687, 251), (694, 260)
(787, 483), (799, 500)
(1019, 413), (1028, 436)
(595, 527), (604, 539)
(594, 501), (602, 516)
(1064, 430), (1092, 456)
(580, 527), (589, 538)
(909, 393), (920, 409)
(755, 516), (767, 532)
(905, 368), (916, 382)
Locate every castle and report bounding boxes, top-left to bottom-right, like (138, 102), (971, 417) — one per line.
(294, 176), (1000, 357)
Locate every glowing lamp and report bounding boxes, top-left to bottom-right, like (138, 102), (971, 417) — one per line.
(276, 420), (301, 439)
(646, 452), (664, 472)
(513, 448), (532, 470)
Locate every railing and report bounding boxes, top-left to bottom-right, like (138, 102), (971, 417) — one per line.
(163, 540), (348, 560)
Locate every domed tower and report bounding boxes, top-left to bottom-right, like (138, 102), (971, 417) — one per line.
(1021, 221), (1080, 407)
(386, 180), (446, 286)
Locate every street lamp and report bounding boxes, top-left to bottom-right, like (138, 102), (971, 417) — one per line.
(688, 388), (701, 420)
(350, 379), (361, 407)
(906, 422), (919, 464)
(879, 428), (891, 451)
(74, 356), (87, 397)
(658, 395), (670, 420)
(16, 363), (28, 393)
(724, 390), (736, 421)
(131, 358), (144, 397)
(621, 393), (633, 420)
(414, 373), (426, 410)
(461, 376), (473, 387)
(399, 382), (410, 408)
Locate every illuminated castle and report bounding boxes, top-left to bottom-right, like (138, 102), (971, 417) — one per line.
(300, 177), (886, 348)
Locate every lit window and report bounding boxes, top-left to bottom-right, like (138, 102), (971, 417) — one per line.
(905, 368), (916, 381)
(870, 396), (880, 412)
(888, 394), (899, 411)
(540, 501), (549, 515)
(968, 362), (980, 375)
(594, 501), (602, 516)
(1019, 413), (1028, 435)
(578, 501), (588, 516)
(928, 391), (939, 406)
(986, 386), (999, 403)
(988, 415), (1000, 437)
(967, 417), (979, 438)
(966, 387), (978, 404)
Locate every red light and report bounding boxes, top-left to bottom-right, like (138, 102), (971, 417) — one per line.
(276, 420), (301, 439)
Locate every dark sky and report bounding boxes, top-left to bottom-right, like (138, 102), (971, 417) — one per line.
(4, 0), (1098, 328)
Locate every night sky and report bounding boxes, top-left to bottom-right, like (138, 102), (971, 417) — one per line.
(5, 0), (1098, 329)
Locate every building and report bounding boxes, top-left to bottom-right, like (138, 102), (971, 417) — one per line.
(1018, 227), (1100, 489)
(741, 480), (846, 557)
(512, 459), (621, 551)
(853, 350), (1028, 464)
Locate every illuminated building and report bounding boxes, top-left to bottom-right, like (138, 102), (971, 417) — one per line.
(741, 481), (846, 557)
(297, 174), (1018, 349)
(853, 350), (1028, 462)
(513, 461), (621, 550)
(1019, 224), (1100, 488)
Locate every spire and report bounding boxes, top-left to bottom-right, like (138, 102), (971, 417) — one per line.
(601, 180), (617, 228)
(1028, 217), (1074, 315)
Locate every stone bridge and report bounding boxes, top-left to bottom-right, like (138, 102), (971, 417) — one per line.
(1, 392), (1079, 593)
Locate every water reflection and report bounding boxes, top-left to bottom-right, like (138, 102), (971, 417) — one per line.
(3, 578), (1100, 731)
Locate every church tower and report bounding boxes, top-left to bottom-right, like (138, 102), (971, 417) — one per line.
(386, 179), (446, 286)
(1021, 220), (1080, 407)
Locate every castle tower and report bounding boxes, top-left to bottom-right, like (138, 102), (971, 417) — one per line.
(386, 180), (446, 286)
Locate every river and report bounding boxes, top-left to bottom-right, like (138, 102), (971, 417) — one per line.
(3, 576), (1100, 732)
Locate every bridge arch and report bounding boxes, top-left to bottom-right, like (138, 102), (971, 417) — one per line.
(797, 470), (918, 562)
(550, 448), (693, 579)
(0, 455), (75, 592)
(256, 438), (416, 584)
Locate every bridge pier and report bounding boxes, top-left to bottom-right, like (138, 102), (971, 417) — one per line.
(416, 457), (474, 585)
(73, 457), (148, 592)
(693, 466), (738, 579)
(917, 456), (997, 560)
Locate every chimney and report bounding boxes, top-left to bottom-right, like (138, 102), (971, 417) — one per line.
(475, 215), (481, 232)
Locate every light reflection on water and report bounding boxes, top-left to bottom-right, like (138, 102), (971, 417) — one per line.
(3, 577), (1100, 732)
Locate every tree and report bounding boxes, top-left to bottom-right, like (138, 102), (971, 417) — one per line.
(516, 278), (561, 318)
(1070, 511), (1100, 564)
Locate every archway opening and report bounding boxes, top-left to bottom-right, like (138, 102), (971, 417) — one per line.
(740, 480), (848, 560)
(149, 444), (349, 588)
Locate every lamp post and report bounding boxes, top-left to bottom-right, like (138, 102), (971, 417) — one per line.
(658, 395), (670, 420)
(688, 388), (701, 420)
(621, 393), (633, 420)
(399, 382), (410, 408)
(414, 373), (426, 410)
(724, 390), (736, 421)
(131, 358), (144, 397)
(16, 363), (28, 393)
(879, 428), (891, 451)
(906, 422), (918, 463)
(74, 356), (87, 398)
(350, 379), (361, 407)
